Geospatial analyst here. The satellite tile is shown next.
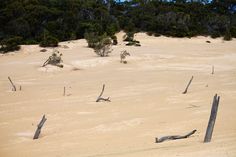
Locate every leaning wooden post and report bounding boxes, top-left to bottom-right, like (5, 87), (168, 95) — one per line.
(204, 94), (220, 143)
(182, 76), (194, 94)
(8, 76), (16, 91)
(33, 115), (47, 140)
(63, 86), (66, 96)
(212, 65), (214, 75)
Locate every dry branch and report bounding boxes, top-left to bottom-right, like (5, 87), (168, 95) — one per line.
(204, 94), (220, 143)
(33, 115), (47, 140)
(96, 84), (110, 102)
(8, 76), (16, 91)
(211, 65), (214, 75)
(155, 130), (197, 143)
(182, 76), (194, 94)
(42, 58), (50, 67)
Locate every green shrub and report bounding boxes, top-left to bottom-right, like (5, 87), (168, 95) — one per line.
(230, 26), (236, 38)
(84, 32), (102, 48)
(125, 40), (141, 46)
(84, 32), (113, 57)
(211, 32), (221, 39)
(94, 37), (112, 57)
(0, 36), (22, 53)
(40, 36), (59, 47)
(124, 32), (134, 42)
(224, 30), (232, 41)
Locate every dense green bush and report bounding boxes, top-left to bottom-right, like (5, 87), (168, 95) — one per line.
(224, 30), (232, 41)
(0, 36), (22, 53)
(0, 0), (235, 51)
(40, 36), (59, 47)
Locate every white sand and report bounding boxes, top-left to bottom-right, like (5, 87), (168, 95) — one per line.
(0, 32), (236, 157)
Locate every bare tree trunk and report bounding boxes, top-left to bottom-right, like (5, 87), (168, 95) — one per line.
(8, 76), (16, 91)
(182, 76), (194, 94)
(204, 94), (220, 143)
(33, 115), (47, 140)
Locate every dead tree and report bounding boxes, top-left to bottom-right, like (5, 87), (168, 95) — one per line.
(96, 84), (110, 102)
(211, 66), (214, 75)
(8, 76), (16, 91)
(182, 76), (194, 94)
(204, 94), (220, 143)
(33, 115), (47, 140)
(63, 86), (66, 96)
(155, 130), (197, 143)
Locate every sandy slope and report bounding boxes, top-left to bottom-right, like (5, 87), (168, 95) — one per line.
(0, 32), (236, 157)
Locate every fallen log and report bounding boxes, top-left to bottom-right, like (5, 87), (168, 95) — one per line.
(204, 94), (220, 143)
(182, 76), (194, 94)
(33, 115), (47, 140)
(155, 130), (197, 143)
(96, 84), (111, 102)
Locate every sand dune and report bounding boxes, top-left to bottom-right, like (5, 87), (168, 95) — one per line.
(0, 32), (236, 157)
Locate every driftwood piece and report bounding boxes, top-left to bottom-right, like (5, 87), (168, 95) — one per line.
(8, 76), (16, 91)
(204, 94), (220, 143)
(211, 65), (214, 75)
(182, 76), (194, 94)
(33, 115), (47, 140)
(96, 84), (110, 102)
(155, 130), (197, 143)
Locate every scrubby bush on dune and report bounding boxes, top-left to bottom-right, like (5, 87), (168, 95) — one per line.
(123, 32), (141, 46)
(0, 36), (22, 53)
(84, 32), (113, 57)
(84, 32), (101, 48)
(94, 37), (113, 57)
(40, 36), (59, 47)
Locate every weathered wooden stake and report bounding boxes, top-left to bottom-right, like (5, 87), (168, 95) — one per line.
(33, 115), (47, 140)
(212, 65), (214, 75)
(204, 94), (220, 143)
(63, 86), (66, 96)
(96, 84), (110, 102)
(8, 76), (16, 91)
(182, 76), (194, 94)
(19, 85), (22, 91)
